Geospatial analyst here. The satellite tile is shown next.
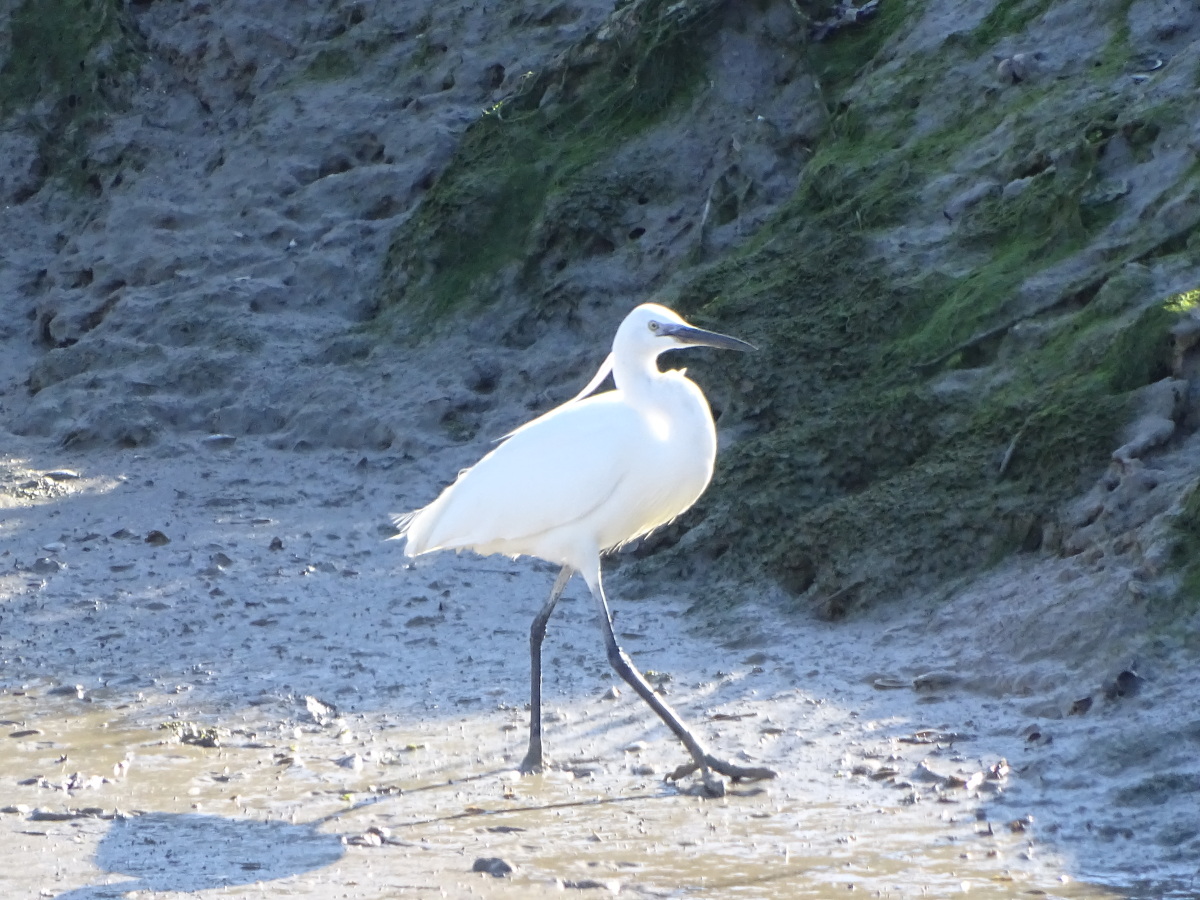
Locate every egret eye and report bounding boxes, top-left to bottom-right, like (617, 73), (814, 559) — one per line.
(648, 321), (660, 333)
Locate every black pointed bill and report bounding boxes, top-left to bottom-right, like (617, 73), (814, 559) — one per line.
(661, 322), (756, 352)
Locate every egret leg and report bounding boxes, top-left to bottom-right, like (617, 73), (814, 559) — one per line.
(587, 572), (777, 794)
(519, 566), (572, 774)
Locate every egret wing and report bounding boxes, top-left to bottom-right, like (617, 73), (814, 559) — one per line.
(403, 394), (639, 554)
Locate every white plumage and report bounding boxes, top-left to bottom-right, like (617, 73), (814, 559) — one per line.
(396, 305), (720, 569)
(390, 302), (775, 795)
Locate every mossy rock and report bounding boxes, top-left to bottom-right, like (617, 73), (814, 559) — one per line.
(378, 0), (723, 321)
(0, 0), (145, 192)
(1170, 481), (1200, 608)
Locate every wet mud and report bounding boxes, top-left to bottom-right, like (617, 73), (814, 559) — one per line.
(4, 442), (1188, 899)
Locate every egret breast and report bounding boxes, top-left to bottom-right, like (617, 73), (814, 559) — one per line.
(593, 372), (717, 552)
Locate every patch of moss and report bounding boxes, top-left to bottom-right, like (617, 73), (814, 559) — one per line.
(305, 47), (358, 82)
(966, 0), (1057, 50)
(652, 27), (1154, 614)
(0, 0), (143, 192)
(803, 0), (915, 93)
(379, 0), (720, 320)
(1170, 482), (1200, 607)
(1103, 303), (1176, 392)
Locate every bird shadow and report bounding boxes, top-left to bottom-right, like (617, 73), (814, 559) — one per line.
(53, 810), (345, 899)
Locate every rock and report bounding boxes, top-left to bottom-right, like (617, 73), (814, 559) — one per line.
(996, 52), (1039, 84)
(1104, 668), (1144, 700)
(144, 530), (171, 546)
(32, 557), (64, 574)
(1112, 379), (1186, 464)
(913, 670), (959, 691)
(472, 857), (513, 877)
(304, 695), (338, 725)
(912, 760), (949, 783)
(336, 753), (364, 771)
(944, 179), (1000, 220)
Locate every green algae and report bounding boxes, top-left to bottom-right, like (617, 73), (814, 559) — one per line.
(1171, 481), (1200, 607)
(0, 0), (144, 193)
(378, 0), (721, 321)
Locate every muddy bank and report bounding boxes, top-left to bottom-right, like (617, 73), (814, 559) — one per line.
(1, 440), (1197, 897)
(2, 0), (1200, 897)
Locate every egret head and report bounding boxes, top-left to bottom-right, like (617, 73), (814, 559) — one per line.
(616, 303), (755, 358)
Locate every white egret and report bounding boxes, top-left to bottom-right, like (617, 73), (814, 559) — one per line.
(392, 303), (776, 795)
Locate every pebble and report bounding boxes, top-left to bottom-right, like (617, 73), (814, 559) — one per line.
(32, 557), (63, 574)
(913, 670), (958, 690)
(336, 753), (364, 771)
(472, 857), (513, 877)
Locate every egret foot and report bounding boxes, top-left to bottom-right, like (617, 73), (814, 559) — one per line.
(518, 749), (545, 775)
(667, 755), (778, 785)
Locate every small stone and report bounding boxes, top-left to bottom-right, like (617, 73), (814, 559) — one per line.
(996, 52), (1036, 84)
(1008, 815), (1034, 832)
(32, 557), (63, 574)
(987, 759), (1010, 781)
(144, 530), (170, 546)
(202, 434), (237, 449)
(336, 754), (364, 771)
(913, 760), (949, 783)
(346, 830), (383, 847)
(913, 670), (959, 691)
(472, 857), (513, 878)
(1110, 669), (1144, 698)
(44, 470), (80, 481)
(1069, 696), (1093, 716)
(269, 537), (284, 551)
(304, 695), (337, 725)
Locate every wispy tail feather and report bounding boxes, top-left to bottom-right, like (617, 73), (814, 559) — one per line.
(388, 511), (419, 555)
(389, 510), (417, 535)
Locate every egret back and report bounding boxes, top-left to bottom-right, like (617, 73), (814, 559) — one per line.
(395, 372), (717, 571)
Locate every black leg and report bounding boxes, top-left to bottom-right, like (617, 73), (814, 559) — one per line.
(587, 571), (776, 795)
(519, 566), (572, 774)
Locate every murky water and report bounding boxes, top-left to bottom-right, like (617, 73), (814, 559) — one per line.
(0, 691), (1130, 899)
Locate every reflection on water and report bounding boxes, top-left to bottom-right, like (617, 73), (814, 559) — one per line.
(0, 692), (1129, 899)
